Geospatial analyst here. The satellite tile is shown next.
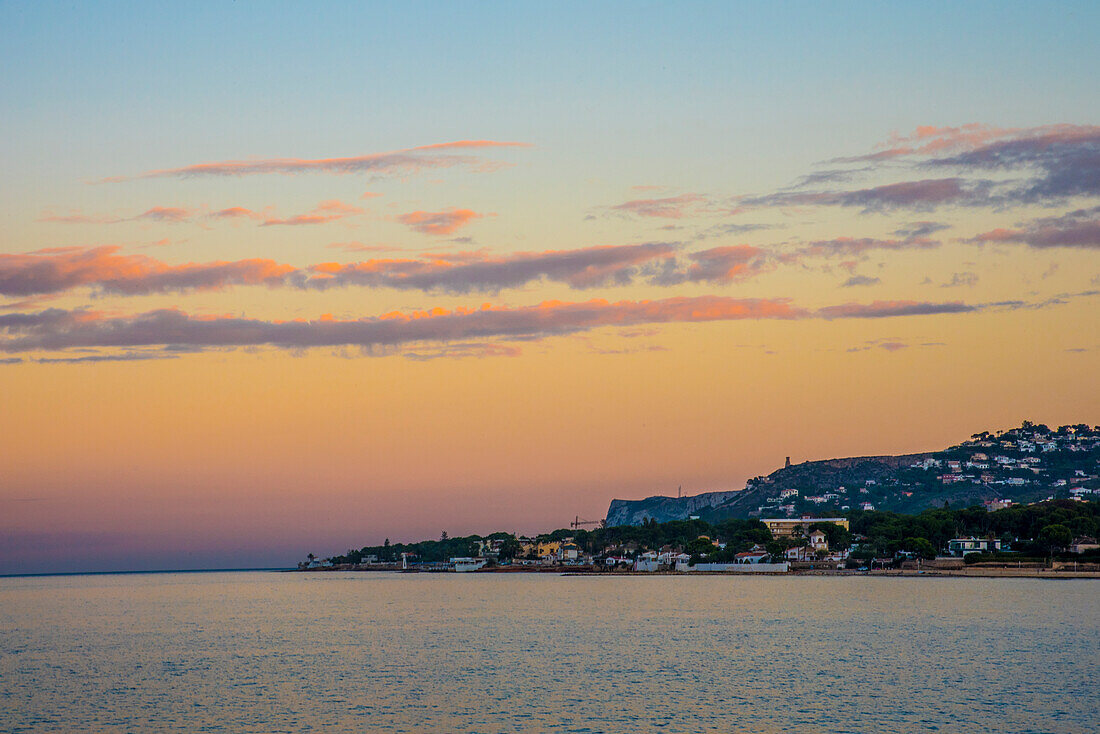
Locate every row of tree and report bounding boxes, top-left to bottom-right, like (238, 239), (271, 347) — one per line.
(325, 499), (1099, 565)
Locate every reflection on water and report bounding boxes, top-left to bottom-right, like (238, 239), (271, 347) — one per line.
(1, 572), (1097, 733)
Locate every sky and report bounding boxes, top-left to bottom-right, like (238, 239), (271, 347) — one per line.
(1, 1), (1098, 574)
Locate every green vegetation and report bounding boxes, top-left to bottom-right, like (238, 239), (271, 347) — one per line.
(571, 517), (772, 561)
(323, 499), (1099, 567)
(847, 499), (1099, 559)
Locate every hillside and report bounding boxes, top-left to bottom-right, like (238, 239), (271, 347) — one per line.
(605, 490), (740, 527)
(604, 422), (1099, 526)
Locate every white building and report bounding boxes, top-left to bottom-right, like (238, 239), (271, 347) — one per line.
(947, 538), (1003, 556)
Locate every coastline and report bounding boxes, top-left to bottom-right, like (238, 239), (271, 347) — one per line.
(291, 565), (1100, 579)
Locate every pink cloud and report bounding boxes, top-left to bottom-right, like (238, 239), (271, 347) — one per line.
(135, 206), (193, 223)
(0, 246), (294, 297)
(261, 200), (364, 227)
(106, 140), (531, 181)
(303, 242), (675, 292)
(210, 207), (263, 220)
(967, 207), (1100, 249)
(0, 295), (807, 355)
(37, 211), (121, 224)
(0, 294), (994, 359)
(851, 124), (1099, 163)
(0, 242), (675, 298)
(610, 194), (707, 219)
(847, 124), (1022, 161)
(397, 208), (485, 235)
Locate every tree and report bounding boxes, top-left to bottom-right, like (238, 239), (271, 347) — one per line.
(809, 521), (851, 550)
(685, 536), (716, 561)
(1038, 524), (1073, 553)
(440, 531), (449, 542)
(901, 537), (936, 559)
(498, 536), (522, 560)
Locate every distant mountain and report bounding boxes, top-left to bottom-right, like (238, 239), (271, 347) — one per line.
(605, 490), (739, 527)
(604, 423), (1099, 526)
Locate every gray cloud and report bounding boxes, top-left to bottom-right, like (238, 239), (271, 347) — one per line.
(967, 206), (1100, 249)
(818, 301), (977, 320)
(740, 178), (993, 212)
(646, 245), (772, 286)
(300, 242), (679, 293)
(0, 297), (807, 354)
(0, 243), (680, 299)
(941, 272), (979, 288)
(893, 221), (951, 238)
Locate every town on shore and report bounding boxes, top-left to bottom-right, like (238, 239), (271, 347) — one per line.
(299, 422), (1100, 577)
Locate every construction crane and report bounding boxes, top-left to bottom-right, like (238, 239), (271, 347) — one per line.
(570, 515), (603, 530)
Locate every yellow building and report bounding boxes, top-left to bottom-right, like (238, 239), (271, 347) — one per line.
(536, 540), (562, 559)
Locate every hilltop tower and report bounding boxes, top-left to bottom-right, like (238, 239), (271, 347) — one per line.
(785, 456), (791, 469)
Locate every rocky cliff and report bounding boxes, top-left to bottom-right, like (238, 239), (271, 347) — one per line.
(605, 490), (741, 526)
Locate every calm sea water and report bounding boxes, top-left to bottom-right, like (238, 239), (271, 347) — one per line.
(1, 571), (1097, 733)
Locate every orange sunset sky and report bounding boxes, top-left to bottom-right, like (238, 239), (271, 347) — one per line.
(1, 2), (1098, 573)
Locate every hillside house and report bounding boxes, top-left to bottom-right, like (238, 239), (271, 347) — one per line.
(735, 551), (770, 564)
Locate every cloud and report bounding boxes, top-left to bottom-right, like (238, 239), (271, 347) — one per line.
(787, 167), (874, 188)
(967, 206), (1100, 249)
(326, 242), (401, 253)
(397, 208), (485, 235)
(0, 296), (806, 354)
(839, 124), (1024, 162)
(941, 272), (979, 288)
(38, 207), (198, 225)
(693, 222), (775, 240)
(0, 295), (992, 357)
(105, 140), (532, 182)
(302, 242), (677, 293)
(261, 200), (364, 227)
(923, 125), (1100, 202)
(893, 221), (951, 238)
(403, 342), (521, 361)
(135, 206), (193, 223)
(37, 211), (121, 224)
(842, 275), (880, 287)
(0, 243), (674, 298)
(835, 124), (1100, 204)
(33, 352), (179, 364)
(0, 246), (294, 297)
(817, 300), (976, 319)
(801, 235), (940, 258)
(609, 194), (708, 219)
(210, 207), (263, 220)
(878, 341), (908, 352)
(741, 178), (991, 212)
(648, 245), (772, 285)
(42, 205), (262, 225)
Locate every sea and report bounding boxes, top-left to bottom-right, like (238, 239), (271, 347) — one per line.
(1, 571), (1097, 733)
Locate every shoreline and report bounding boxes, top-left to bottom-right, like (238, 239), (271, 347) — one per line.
(291, 566), (1100, 579)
